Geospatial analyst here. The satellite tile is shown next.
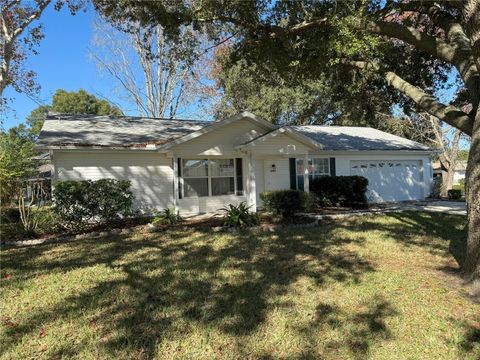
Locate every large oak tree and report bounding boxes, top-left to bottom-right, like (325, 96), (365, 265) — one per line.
(94, 0), (480, 281)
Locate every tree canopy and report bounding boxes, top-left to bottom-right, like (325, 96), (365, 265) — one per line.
(93, 0), (480, 280)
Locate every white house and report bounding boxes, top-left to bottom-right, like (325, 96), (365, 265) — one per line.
(37, 111), (435, 215)
(432, 160), (467, 185)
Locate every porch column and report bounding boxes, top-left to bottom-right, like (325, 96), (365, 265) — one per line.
(303, 154), (309, 192)
(172, 156), (178, 211)
(246, 153), (257, 211)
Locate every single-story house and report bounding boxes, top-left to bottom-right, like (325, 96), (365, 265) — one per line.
(432, 160), (467, 185)
(36, 111), (435, 215)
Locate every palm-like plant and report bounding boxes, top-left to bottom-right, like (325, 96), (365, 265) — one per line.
(220, 202), (258, 228)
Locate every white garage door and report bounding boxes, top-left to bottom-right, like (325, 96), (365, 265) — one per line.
(350, 160), (423, 202)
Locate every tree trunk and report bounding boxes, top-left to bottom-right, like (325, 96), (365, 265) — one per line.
(462, 0), (480, 282)
(441, 167), (455, 197)
(463, 109), (480, 281)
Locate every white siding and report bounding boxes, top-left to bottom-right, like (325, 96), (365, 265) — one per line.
(53, 150), (174, 210)
(178, 195), (247, 216)
(248, 133), (310, 156)
(171, 118), (268, 157)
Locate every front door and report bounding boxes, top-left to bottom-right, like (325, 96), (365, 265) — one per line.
(263, 159), (290, 191)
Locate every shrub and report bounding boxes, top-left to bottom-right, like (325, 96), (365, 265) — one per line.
(0, 222), (27, 241)
(447, 189), (462, 200)
(33, 207), (62, 235)
(260, 190), (310, 219)
(53, 179), (133, 229)
(309, 176), (368, 208)
(152, 208), (183, 225)
(220, 202), (258, 228)
(0, 207), (20, 224)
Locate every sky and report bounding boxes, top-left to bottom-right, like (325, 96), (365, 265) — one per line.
(2, 4), (214, 130)
(3, 5), (105, 128)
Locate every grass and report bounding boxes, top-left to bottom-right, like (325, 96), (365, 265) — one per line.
(1, 212), (479, 359)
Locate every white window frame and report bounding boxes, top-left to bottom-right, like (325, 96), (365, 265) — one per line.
(308, 157), (330, 179)
(181, 158), (239, 198)
(182, 159), (209, 198)
(210, 159), (236, 196)
(296, 157), (330, 189)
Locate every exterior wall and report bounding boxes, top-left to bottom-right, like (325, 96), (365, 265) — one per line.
(51, 135), (434, 215)
(453, 170), (466, 184)
(171, 118), (268, 157)
(245, 133), (310, 156)
(177, 195), (247, 216)
(53, 150), (174, 211)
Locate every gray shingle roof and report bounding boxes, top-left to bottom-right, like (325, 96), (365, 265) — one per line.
(37, 114), (432, 152)
(36, 114), (212, 148)
(291, 125), (432, 151)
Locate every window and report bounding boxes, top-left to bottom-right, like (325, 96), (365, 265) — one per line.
(183, 159), (209, 197)
(211, 159), (235, 196)
(308, 158), (330, 181)
(295, 158), (330, 189)
(296, 159), (305, 191)
(181, 158), (243, 198)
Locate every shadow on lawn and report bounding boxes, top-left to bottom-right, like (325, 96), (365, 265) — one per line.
(2, 226), (378, 358)
(1, 212), (471, 358)
(289, 296), (398, 360)
(336, 211), (467, 267)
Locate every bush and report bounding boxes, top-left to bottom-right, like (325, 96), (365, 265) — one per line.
(53, 179), (133, 229)
(447, 189), (462, 200)
(0, 222), (27, 241)
(33, 207), (62, 235)
(260, 190), (310, 219)
(220, 202), (258, 228)
(0, 207), (20, 224)
(309, 176), (368, 208)
(152, 208), (183, 225)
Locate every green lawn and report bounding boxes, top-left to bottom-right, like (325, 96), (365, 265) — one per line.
(1, 212), (479, 359)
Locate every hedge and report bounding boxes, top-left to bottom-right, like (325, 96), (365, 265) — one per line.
(53, 179), (133, 229)
(447, 189), (462, 200)
(260, 190), (311, 219)
(309, 175), (368, 208)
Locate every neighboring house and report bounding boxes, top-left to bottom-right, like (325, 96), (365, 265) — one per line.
(432, 161), (467, 185)
(36, 112), (435, 215)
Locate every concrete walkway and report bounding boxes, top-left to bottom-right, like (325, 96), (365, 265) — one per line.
(384, 200), (466, 215)
(302, 200), (466, 221)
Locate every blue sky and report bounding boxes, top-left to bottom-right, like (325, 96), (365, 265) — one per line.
(0, 3), (468, 152)
(3, 5), (115, 129)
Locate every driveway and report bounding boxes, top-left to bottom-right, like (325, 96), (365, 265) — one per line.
(386, 200), (467, 215)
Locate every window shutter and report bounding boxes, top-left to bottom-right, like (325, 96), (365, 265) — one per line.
(289, 158), (297, 190)
(236, 158), (244, 195)
(177, 158), (182, 199)
(329, 157), (336, 176)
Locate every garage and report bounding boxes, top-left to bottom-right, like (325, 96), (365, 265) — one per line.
(350, 160), (423, 202)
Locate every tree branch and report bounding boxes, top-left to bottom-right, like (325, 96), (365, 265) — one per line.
(12, 0), (51, 40)
(343, 60), (474, 135)
(363, 20), (463, 63)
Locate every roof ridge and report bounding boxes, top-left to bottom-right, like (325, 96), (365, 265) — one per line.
(45, 113), (211, 123)
(293, 124), (373, 129)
